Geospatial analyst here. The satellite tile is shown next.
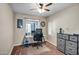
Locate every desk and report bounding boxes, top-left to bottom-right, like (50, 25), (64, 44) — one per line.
(23, 35), (46, 44)
(25, 35), (34, 44)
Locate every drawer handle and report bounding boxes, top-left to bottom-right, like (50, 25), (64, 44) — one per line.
(69, 43), (73, 45)
(69, 48), (72, 50)
(72, 38), (75, 39)
(60, 40), (62, 41)
(68, 53), (72, 55)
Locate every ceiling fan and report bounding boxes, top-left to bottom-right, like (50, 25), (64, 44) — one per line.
(30, 3), (52, 12)
(39, 3), (52, 11)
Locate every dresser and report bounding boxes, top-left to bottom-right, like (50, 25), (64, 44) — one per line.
(57, 33), (79, 55)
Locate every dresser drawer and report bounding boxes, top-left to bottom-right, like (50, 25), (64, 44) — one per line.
(57, 39), (65, 53)
(63, 34), (68, 40)
(57, 39), (65, 46)
(57, 33), (63, 39)
(66, 41), (77, 48)
(70, 35), (77, 42)
(57, 44), (65, 53)
(65, 46), (77, 55)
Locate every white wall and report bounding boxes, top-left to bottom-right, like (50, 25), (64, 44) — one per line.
(0, 4), (14, 54)
(14, 13), (47, 45)
(47, 4), (79, 46)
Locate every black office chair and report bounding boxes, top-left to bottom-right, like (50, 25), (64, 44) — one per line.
(33, 29), (43, 49)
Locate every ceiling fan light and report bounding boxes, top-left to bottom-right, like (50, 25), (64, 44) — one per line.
(38, 9), (42, 13)
(42, 9), (45, 13)
(38, 9), (45, 13)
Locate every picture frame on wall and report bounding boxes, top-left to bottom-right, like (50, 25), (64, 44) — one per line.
(40, 21), (45, 27)
(17, 19), (23, 28)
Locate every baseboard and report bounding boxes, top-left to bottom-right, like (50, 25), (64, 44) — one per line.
(8, 45), (14, 55)
(13, 43), (22, 46)
(46, 40), (57, 47)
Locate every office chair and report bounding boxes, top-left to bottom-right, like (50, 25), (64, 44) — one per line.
(33, 29), (43, 49)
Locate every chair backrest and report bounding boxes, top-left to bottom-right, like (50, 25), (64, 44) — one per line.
(33, 29), (43, 41)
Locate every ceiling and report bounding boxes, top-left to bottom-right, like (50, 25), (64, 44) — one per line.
(9, 3), (75, 17)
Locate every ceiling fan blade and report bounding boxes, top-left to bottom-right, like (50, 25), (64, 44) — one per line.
(39, 3), (43, 6)
(39, 3), (43, 9)
(45, 3), (52, 7)
(44, 9), (50, 11)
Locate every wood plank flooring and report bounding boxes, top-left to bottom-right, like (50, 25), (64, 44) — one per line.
(11, 42), (64, 55)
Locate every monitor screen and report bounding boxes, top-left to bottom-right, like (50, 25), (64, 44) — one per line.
(36, 28), (42, 34)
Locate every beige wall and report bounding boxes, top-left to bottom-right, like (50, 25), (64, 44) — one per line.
(0, 4), (14, 54)
(14, 13), (47, 45)
(47, 4), (79, 46)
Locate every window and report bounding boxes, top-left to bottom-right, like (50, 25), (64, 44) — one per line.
(26, 19), (40, 35)
(26, 24), (31, 34)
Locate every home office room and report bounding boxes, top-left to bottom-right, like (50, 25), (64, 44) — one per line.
(0, 0), (79, 59)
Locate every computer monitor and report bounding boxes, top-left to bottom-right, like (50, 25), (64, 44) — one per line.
(36, 28), (42, 34)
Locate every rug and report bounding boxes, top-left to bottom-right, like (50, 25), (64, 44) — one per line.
(20, 45), (51, 55)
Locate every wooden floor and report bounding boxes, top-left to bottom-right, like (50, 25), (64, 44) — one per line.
(11, 42), (64, 55)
